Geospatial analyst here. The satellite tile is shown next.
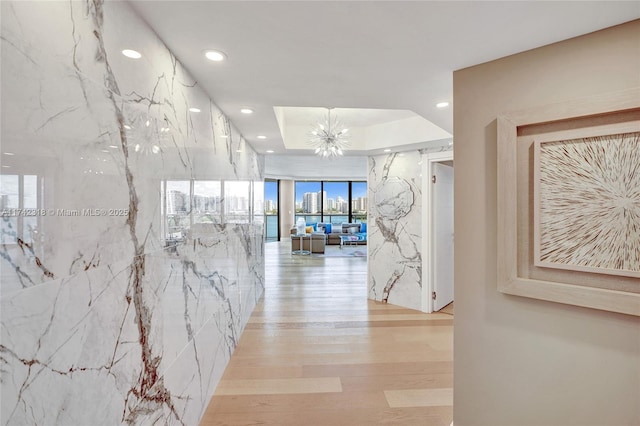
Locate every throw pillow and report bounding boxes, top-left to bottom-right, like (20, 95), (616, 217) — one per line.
(360, 222), (367, 233)
(324, 223), (332, 234)
(305, 226), (314, 234)
(306, 222), (317, 231)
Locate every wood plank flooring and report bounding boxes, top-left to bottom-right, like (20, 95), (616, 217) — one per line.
(201, 241), (453, 426)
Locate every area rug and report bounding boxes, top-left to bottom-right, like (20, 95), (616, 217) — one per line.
(319, 247), (367, 257)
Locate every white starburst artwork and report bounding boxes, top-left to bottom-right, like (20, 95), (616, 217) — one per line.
(534, 131), (640, 278)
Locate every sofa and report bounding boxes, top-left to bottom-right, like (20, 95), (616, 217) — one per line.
(290, 222), (367, 246)
(290, 233), (326, 253)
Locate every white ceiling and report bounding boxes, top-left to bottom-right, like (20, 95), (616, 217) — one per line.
(130, 1), (639, 156)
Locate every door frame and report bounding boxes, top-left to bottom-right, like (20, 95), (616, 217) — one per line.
(421, 150), (454, 313)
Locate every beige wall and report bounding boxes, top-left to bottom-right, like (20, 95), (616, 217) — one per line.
(279, 180), (295, 240)
(453, 20), (640, 426)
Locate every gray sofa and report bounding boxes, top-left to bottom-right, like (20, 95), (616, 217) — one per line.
(290, 222), (366, 246)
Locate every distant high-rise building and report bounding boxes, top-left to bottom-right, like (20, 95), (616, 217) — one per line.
(167, 190), (187, 213)
(265, 199), (275, 213)
(193, 195), (220, 213)
(227, 195), (249, 212)
(353, 196), (367, 212)
(303, 192), (318, 213)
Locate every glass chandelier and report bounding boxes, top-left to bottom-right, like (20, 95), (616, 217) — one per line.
(309, 108), (349, 158)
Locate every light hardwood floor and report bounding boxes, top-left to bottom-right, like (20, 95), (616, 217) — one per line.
(201, 241), (453, 426)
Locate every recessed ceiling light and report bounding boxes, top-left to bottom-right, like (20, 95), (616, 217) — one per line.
(256, 135), (267, 140)
(109, 145), (118, 149)
(236, 150), (242, 153)
(204, 50), (226, 62)
(101, 150), (110, 153)
(266, 150), (274, 153)
(4, 152), (15, 156)
(122, 49), (142, 59)
(240, 108), (253, 114)
(383, 149), (391, 152)
(2, 165), (10, 168)
(189, 107), (201, 113)
(436, 102), (450, 108)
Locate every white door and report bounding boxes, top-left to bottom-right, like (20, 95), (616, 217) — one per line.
(433, 162), (454, 311)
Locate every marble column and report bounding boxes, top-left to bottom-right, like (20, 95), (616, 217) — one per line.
(368, 152), (423, 310)
(0, 1), (264, 424)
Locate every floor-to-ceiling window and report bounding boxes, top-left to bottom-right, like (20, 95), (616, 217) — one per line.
(264, 179), (278, 241)
(351, 181), (367, 223)
(0, 174), (41, 245)
(224, 180), (251, 224)
(294, 180), (367, 225)
(161, 179), (261, 243)
(193, 180), (222, 225)
(295, 181), (322, 225)
(163, 180), (192, 242)
(322, 181), (349, 224)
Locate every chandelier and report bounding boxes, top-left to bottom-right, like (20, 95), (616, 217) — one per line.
(309, 108), (349, 158)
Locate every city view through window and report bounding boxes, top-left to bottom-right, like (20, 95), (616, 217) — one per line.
(163, 179), (260, 242)
(162, 179), (366, 243)
(294, 181), (367, 225)
(264, 180), (278, 241)
(0, 174), (39, 245)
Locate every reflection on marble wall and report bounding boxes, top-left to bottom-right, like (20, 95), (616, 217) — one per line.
(368, 152), (422, 311)
(0, 1), (264, 425)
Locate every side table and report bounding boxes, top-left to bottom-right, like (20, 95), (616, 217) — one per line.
(291, 234), (311, 255)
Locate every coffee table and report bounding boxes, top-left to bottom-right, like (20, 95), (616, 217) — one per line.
(339, 234), (366, 249)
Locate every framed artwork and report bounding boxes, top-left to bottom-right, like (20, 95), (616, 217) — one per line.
(497, 88), (640, 316)
(534, 130), (640, 279)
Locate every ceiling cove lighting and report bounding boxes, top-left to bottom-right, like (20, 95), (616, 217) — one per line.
(383, 149), (391, 152)
(121, 49), (142, 59)
(189, 107), (201, 113)
(266, 150), (274, 153)
(309, 107), (349, 159)
(204, 50), (226, 62)
(240, 108), (254, 114)
(436, 101), (450, 108)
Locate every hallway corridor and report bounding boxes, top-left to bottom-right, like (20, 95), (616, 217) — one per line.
(201, 241), (453, 425)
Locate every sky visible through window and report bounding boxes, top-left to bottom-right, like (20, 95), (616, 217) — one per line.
(294, 181), (366, 203)
(264, 181), (278, 202)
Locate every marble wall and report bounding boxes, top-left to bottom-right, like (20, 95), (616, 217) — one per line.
(368, 152), (423, 311)
(0, 1), (264, 425)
